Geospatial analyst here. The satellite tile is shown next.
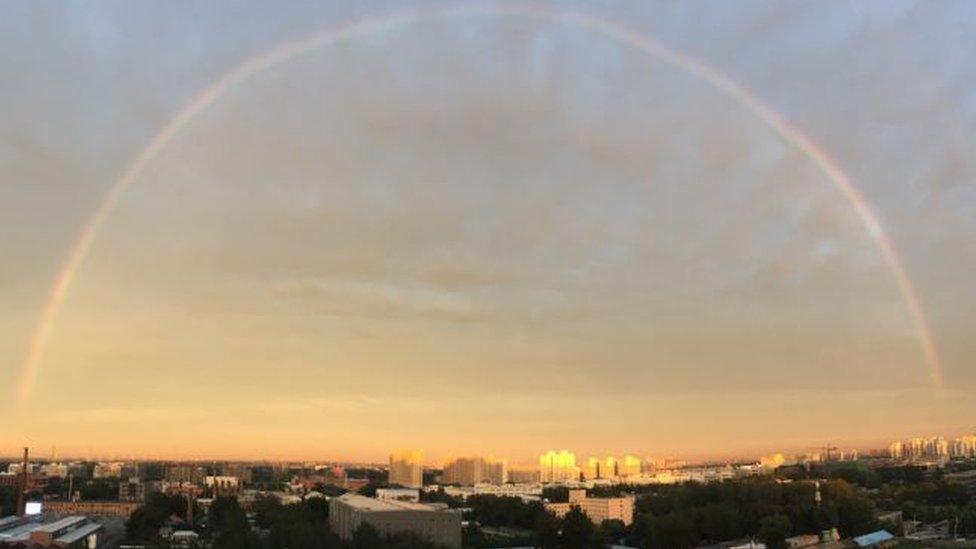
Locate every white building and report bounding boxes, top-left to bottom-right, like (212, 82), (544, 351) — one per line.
(376, 488), (420, 502)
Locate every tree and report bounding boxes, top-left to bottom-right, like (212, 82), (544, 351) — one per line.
(595, 519), (627, 546)
(699, 503), (744, 542)
(358, 481), (386, 498)
(252, 494), (283, 529)
(647, 513), (699, 549)
(757, 514), (792, 549)
(265, 500), (341, 549)
(535, 510), (561, 549)
(208, 496), (260, 549)
(125, 492), (187, 543)
(836, 497), (877, 538)
(560, 506), (595, 549)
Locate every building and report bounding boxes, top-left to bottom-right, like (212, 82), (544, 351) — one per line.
(508, 467), (540, 484)
(45, 500), (140, 518)
(851, 530), (895, 548)
(888, 441), (904, 460)
(39, 463), (69, 478)
(166, 465), (204, 484)
(5, 463), (38, 476)
(439, 456), (506, 486)
(0, 515), (103, 548)
(539, 451), (579, 483)
(376, 488), (420, 502)
(436, 483), (541, 502)
(92, 463), (124, 479)
(205, 475), (241, 496)
(442, 458), (483, 486)
(618, 455), (643, 478)
(329, 494), (461, 548)
(220, 464), (253, 484)
(389, 450), (423, 488)
(483, 457), (508, 485)
(908, 438), (924, 459)
(118, 477), (152, 502)
(582, 458), (600, 480)
(925, 437), (949, 458)
(544, 489), (635, 526)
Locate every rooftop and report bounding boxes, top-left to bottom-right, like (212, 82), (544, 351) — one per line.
(33, 515), (87, 533)
(852, 530), (895, 547)
(55, 523), (102, 544)
(336, 494), (440, 512)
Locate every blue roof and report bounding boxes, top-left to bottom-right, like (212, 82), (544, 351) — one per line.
(853, 530), (894, 547)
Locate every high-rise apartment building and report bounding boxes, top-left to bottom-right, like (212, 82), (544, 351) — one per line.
(618, 455), (643, 478)
(442, 458), (483, 486)
(582, 458), (600, 480)
(951, 435), (976, 458)
(508, 467), (540, 484)
(889, 441), (904, 459)
(539, 450), (579, 483)
(908, 438), (924, 459)
(389, 450), (423, 488)
(483, 457), (508, 485)
(442, 456), (508, 485)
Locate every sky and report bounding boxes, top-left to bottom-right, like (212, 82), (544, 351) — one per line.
(1, 1), (974, 464)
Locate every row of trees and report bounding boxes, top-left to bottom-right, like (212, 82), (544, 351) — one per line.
(453, 477), (881, 548)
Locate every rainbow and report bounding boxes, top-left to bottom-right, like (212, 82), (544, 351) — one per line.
(16, 2), (944, 401)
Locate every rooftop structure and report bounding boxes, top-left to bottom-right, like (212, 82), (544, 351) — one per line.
(0, 515), (104, 548)
(329, 494), (461, 548)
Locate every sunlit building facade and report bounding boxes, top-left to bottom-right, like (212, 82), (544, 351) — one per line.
(539, 450), (579, 483)
(441, 457), (482, 486)
(951, 435), (976, 458)
(582, 458), (600, 480)
(889, 441), (904, 459)
(618, 455), (643, 478)
(390, 450), (423, 488)
(544, 489), (635, 525)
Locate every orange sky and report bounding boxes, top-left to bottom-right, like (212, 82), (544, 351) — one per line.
(1, 1), (974, 463)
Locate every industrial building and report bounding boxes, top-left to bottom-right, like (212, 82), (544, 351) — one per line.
(0, 515), (103, 548)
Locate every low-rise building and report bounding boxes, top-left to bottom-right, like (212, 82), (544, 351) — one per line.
(544, 489), (635, 526)
(376, 488), (420, 502)
(329, 494), (461, 548)
(45, 500), (141, 518)
(0, 515), (103, 548)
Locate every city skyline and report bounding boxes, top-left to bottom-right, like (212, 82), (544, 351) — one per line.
(3, 426), (975, 466)
(3, 2), (976, 461)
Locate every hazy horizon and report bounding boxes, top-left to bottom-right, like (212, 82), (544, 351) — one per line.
(2, 1), (974, 463)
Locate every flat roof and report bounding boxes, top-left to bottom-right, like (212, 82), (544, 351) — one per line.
(34, 515), (87, 533)
(337, 494), (438, 512)
(853, 530), (895, 547)
(0, 522), (41, 541)
(0, 515), (31, 531)
(56, 522), (102, 544)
